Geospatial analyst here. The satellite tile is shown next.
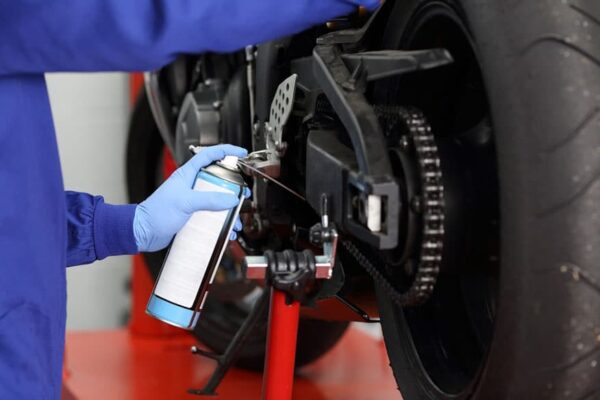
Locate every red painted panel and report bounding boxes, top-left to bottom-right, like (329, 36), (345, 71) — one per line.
(64, 328), (399, 400)
(130, 73), (145, 105)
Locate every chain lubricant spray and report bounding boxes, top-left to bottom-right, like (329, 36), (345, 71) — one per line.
(146, 155), (246, 329)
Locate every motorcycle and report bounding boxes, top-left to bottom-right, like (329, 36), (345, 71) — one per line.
(127, 1), (600, 398)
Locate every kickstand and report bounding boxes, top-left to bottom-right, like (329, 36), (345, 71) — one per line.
(188, 288), (270, 396)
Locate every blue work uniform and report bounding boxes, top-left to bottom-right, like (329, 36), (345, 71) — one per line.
(0, 1), (367, 398)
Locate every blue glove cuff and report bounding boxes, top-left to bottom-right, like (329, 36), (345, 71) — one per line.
(94, 200), (138, 259)
(133, 204), (151, 252)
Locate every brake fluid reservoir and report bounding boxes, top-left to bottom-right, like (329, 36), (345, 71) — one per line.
(146, 156), (246, 329)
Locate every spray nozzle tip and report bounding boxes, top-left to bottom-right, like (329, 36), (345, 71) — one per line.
(220, 155), (239, 170)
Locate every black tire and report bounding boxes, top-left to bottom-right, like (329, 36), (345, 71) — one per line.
(375, 1), (600, 399)
(126, 90), (349, 370)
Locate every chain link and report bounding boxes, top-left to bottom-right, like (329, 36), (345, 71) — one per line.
(343, 107), (444, 307)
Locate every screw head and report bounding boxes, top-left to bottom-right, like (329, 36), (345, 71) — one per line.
(410, 196), (423, 213)
(310, 229), (323, 244)
(275, 141), (288, 155)
(398, 136), (410, 151)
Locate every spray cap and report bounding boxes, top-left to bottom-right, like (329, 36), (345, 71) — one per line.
(219, 155), (239, 170)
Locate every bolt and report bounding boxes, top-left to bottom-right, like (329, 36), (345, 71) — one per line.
(398, 136), (410, 151)
(275, 141), (288, 155)
(310, 229), (323, 245)
(245, 45), (255, 62)
(410, 196), (423, 214)
(250, 215), (262, 233)
(212, 100), (222, 110)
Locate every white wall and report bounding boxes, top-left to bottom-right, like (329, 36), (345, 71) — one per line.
(47, 73), (132, 330)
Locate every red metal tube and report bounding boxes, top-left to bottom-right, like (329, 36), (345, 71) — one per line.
(262, 288), (301, 400)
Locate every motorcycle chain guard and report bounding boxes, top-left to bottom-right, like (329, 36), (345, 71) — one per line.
(298, 7), (453, 249)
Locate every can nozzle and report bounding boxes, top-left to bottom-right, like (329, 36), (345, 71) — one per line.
(220, 155), (239, 169)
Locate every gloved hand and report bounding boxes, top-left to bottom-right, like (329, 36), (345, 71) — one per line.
(133, 144), (249, 252)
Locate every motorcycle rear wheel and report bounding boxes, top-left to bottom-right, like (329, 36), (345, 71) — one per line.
(375, 1), (600, 399)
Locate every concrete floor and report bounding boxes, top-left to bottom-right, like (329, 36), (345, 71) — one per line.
(62, 327), (400, 400)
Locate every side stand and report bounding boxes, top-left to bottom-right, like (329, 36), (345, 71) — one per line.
(188, 288), (270, 396)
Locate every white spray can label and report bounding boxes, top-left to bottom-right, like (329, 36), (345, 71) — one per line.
(146, 156), (245, 329)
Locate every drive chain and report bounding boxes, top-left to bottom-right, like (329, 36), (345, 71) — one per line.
(343, 107), (444, 307)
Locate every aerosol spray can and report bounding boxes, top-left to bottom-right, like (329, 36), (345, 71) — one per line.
(146, 155), (246, 329)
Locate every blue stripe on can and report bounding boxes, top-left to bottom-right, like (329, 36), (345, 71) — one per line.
(197, 170), (242, 194)
(146, 294), (199, 330)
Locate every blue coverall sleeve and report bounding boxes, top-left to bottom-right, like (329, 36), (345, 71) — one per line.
(0, 0), (365, 75)
(66, 191), (138, 267)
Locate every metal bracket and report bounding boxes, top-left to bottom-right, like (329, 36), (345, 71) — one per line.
(239, 148), (282, 179)
(241, 74), (298, 180)
(341, 49), (453, 82)
(311, 44), (399, 249)
(244, 248), (334, 292)
(309, 195), (338, 280)
(244, 195), (337, 289)
(266, 74), (297, 151)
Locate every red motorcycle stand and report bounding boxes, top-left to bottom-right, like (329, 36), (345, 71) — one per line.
(250, 247), (332, 400)
(188, 245), (334, 399)
(254, 221), (337, 399)
(189, 199), (337, 400)
(262, 288), (301, 400)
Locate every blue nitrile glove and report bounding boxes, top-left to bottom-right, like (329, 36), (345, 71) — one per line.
(133, 144), (249, 252)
